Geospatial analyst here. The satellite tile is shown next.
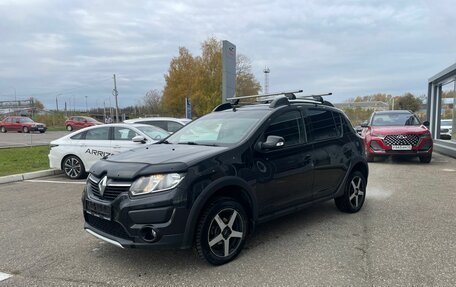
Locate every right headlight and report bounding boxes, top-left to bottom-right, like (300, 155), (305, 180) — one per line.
(129, 173), (185, 196)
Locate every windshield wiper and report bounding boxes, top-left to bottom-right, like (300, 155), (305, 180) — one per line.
(157, 139), (171, 144)
(178, 142), (219, 147)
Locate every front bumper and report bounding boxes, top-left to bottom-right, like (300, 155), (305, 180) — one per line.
(366, 136), (433, 156)
(82, 186), (190, 249)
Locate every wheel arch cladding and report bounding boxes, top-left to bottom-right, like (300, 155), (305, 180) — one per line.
(181, 176), (257, 249)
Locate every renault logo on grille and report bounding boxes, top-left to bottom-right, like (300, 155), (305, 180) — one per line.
(98, 176), (108, 196)
(396, 135), (407, 139)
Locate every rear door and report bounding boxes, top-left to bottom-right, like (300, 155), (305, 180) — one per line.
(78, 126), (112, 169)
(303, 107), (347, 199)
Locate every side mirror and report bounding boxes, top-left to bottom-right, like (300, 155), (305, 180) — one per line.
(360, 121), (369, 128)
(132, 135), (146, 143)
(423, 120), (430, 127)
(260, 135), (285, 150)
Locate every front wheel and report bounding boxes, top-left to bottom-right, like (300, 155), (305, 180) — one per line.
(419, 154), (432, 163)
(335, 171), (366, 213)
(22, 126), (29, 133)
(62, 155), (86, 179)
(195, 198), (248, 265)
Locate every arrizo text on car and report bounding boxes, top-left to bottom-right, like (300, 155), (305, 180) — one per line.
(361, 110), (433, 163)
(49, 123), (169, 179)
(82, 90), (369, 265)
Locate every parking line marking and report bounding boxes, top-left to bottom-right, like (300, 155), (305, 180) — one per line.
(0, 272), (12, 281)
(25, 179), (86, 185)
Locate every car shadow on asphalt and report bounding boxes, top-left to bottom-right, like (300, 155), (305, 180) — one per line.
(87, 201), (345, 270)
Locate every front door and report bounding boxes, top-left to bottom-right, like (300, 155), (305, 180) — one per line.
(254, 110), (314, 216)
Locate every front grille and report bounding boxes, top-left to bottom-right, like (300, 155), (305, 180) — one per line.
(383, 134), (420, 146)
(88, 174), (131, 201)
(85, 213), (130, 240)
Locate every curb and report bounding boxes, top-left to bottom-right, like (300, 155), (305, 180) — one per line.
(0, 169), (63, 184)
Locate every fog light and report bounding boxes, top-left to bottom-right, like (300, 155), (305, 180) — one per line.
(370, 140), (383, 151)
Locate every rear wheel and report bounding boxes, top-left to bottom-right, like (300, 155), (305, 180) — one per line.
(419, 154), (432, 163)
(195, 198), (248, 265)
(335, 171), (366, 213)
(0, 126), (6, 133)
(22, 126), (29, 133)
(62, 155), (86, 179)
(66, 125), (73, 131)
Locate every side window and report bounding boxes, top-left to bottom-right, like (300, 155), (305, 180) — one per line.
(341, 114), (355, 134)
(306, 109), (341, 141)
(167, 121), (183, 133)
(84, 127), (110, 140)
(114, 127), (137, 141)
(144, 121), (167, 131)
(264, 110), (303, 146)
(70, 131), (85, 140)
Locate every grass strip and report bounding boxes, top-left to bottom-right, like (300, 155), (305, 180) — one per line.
(0, 146), (50, 176)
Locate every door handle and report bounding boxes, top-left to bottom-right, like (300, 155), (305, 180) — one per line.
(113, 145), (121, 148)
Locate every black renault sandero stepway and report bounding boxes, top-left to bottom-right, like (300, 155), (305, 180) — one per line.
(82, 91), (368, 265)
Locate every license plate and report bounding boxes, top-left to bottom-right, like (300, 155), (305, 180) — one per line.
(392, 145), (412, 151)
(86, 199), (111, 220)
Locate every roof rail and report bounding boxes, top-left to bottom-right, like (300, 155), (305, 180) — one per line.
(213, 91), (334, 111)
(226, 90), (304, 105)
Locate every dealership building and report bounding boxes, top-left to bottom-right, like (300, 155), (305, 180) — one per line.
(427, 63), (456, 157)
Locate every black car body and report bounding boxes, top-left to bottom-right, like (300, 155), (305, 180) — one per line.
(83, 93), (368, 265)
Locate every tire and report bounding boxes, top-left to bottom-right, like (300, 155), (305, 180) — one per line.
(62, 155), (86, 179)
(0, 126), (6, 133)
(195, 198), (248, 265)
(22, 126), (29, 133)
(39, 131), (45, 134)
(419, 154), (432, 163)
(335, 171), (366, 213)
(66, 125), (73, 131)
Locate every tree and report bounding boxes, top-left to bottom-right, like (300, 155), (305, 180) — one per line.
(31, 97), (44, 110)
(143, 89), (163, 116)
(395, 93), (422, 112)
(162, 47), (198, 117)
(162, 37), (261, 117)
(236, 54), (261, 97)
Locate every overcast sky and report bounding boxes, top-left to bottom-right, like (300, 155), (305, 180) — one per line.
(0, 0), (455, 110)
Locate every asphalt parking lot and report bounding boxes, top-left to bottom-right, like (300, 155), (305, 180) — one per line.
(0, 153), (455, 286)
(0, 131), (68, 148)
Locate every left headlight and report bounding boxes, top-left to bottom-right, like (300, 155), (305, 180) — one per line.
(130, 173), (185, 196)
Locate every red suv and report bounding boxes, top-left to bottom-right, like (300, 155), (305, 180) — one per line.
(0, 116), (47, 133)
(361, 110), (433, 163)
(65, 116), (102, 131)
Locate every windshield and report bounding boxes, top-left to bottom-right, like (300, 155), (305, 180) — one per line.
(84, 117), (98, 122)
(441, 120), (452, 126)
(165, 110), (267, 146)
(21, 117), (33, 123)
(371, 113), (421, 126)
(136, 126), (169, 140)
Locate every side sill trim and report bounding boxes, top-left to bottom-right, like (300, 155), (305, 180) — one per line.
(85, 228), (124, 249)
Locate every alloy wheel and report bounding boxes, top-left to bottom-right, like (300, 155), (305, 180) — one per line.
(207, 208), (244, 258)
(348, 176), (365, 209)
(63, 156), (83, 178)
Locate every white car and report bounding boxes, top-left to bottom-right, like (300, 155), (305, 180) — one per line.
(49, 123), (169, 179)
(440, 119), (453, 140)
(123, 117), (191, 133)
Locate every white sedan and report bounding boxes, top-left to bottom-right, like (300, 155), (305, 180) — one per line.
(49, 123), (169, 179)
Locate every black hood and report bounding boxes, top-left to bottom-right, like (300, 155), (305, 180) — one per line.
(90, 144), (228, 179)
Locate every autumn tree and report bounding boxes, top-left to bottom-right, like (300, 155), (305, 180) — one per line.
(162, 47), (198, 117)
(395, 93), (422, 112)
(162, 37), (261, 117)
(236, 54), (261, 97)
